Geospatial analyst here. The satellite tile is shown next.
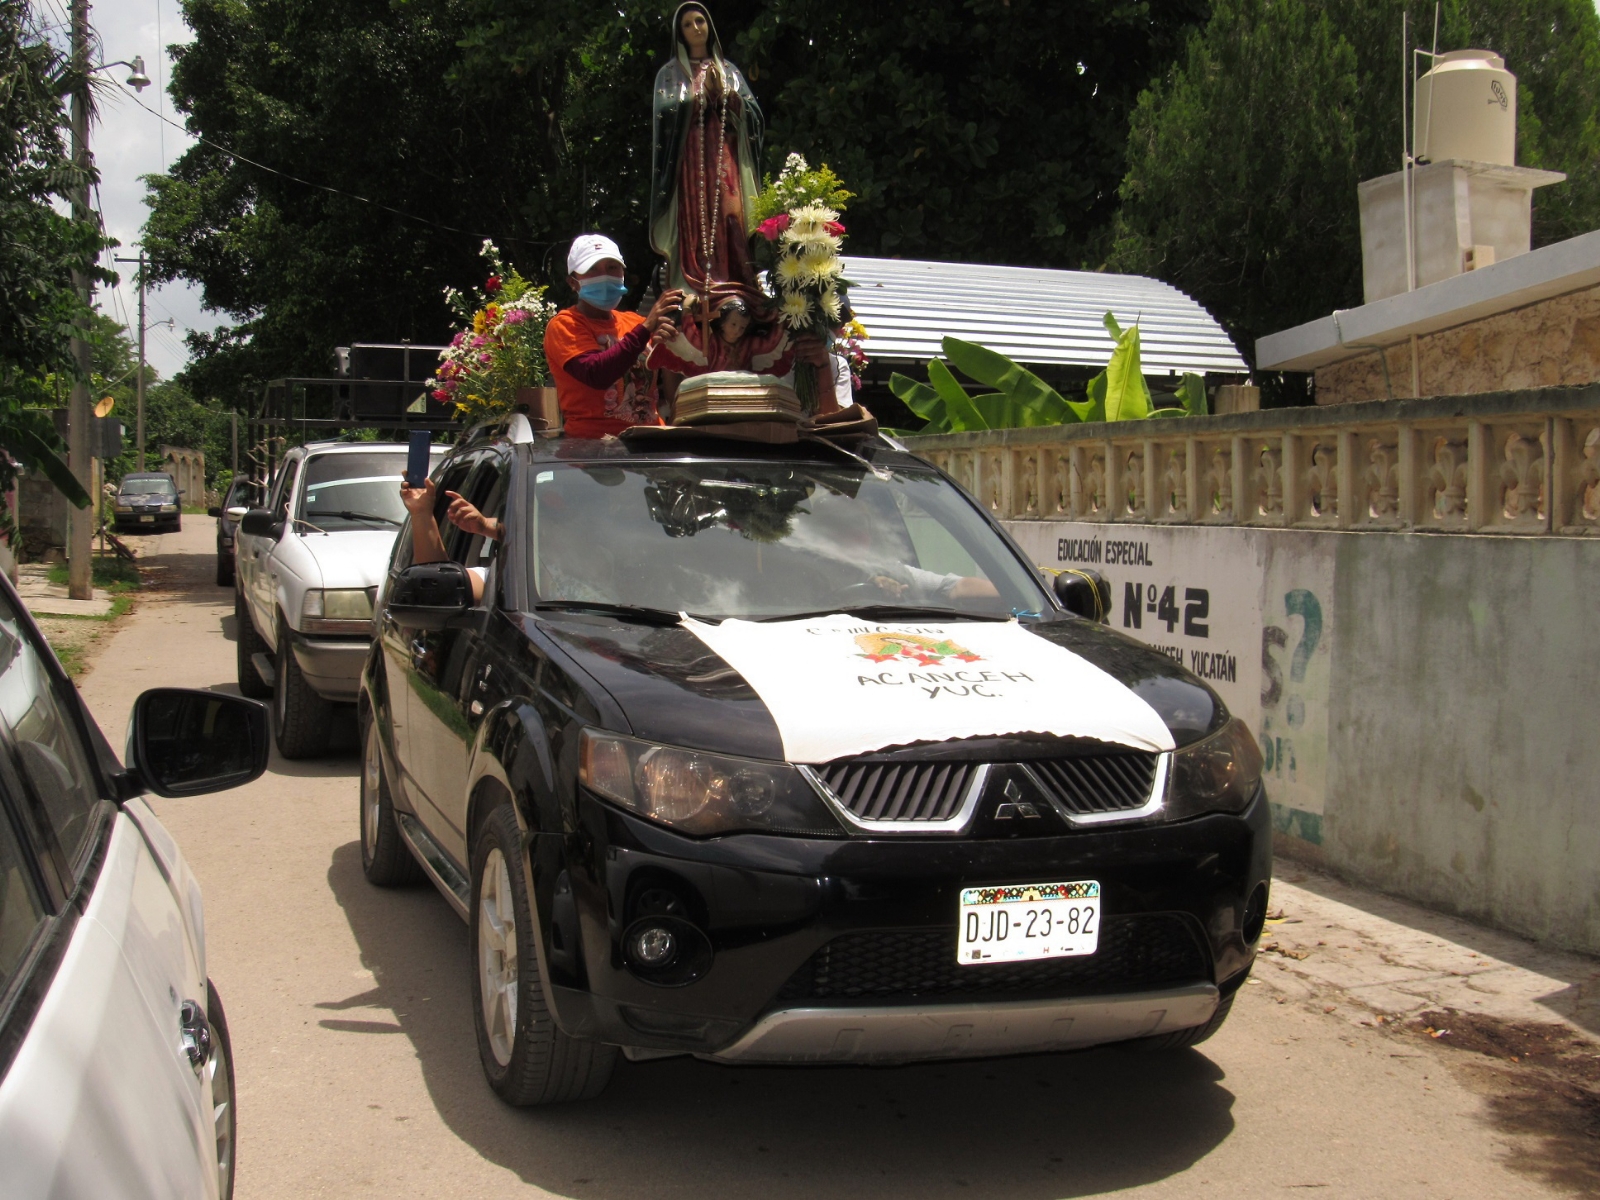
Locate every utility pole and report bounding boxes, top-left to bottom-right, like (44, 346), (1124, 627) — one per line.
(66, 0), (94, 601)
(115, 252), (148, 470)
(231, 411), (238, 478)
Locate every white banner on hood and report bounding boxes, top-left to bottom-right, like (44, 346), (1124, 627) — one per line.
(681, 615), (1175, 764)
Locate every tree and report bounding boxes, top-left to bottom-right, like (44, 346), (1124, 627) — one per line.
(1109, 0), (1600, 369)
(146, 0), (1212, 405)
(0, 0), (106, 531)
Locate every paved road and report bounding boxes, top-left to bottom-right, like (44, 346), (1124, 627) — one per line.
(72, 523), (1584, 1200)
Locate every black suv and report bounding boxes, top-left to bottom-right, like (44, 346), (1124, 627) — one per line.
(359, 417), (1270, 1105)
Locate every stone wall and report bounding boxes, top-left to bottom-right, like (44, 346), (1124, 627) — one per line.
(1315, 283), (1600, 405)
(1004, 519), (1600, 955)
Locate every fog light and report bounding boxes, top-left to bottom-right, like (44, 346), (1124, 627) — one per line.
(630, 924), (677, 966)
(1243, 882), (1270, 944)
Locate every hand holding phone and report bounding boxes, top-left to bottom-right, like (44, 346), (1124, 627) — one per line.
(405, 429), (431, 487)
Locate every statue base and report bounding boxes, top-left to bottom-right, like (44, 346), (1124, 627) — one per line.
(672, 372), (802, 425)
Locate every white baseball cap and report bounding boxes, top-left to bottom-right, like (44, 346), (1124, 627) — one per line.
(567, 233), (624, 276)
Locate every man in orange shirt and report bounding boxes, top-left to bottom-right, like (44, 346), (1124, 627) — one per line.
(544, 234), (684, 438)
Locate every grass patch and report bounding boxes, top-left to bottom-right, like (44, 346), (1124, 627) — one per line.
(46, 555), (142, 594)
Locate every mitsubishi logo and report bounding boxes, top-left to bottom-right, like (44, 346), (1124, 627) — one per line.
(993, 779), (1042, 821)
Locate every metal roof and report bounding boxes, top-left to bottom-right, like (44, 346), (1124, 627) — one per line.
(841, 256), (1248, 376)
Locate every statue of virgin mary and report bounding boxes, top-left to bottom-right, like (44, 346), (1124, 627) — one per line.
(649, 3), (764, 300)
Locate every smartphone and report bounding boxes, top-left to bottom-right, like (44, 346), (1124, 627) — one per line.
(405, 429), (431, 487)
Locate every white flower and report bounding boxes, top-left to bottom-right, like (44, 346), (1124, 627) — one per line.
(819, 287), (843, 323)
(782, 152), (809, 178)
(780, 292), (812, 328)
(811, 254), (844, 280)
(774, 253), (806, 286)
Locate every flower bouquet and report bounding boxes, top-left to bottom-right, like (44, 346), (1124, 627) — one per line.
(431, 241), (559, 426)
(750, 155), (865, 413)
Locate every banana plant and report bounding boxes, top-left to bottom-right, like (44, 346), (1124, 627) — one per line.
(888, 312), (1207, 434)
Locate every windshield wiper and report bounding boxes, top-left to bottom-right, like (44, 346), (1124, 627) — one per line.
(757, 604), (1012, 623)
(532, 600), (686, 626)
(321, 510), (401, 526)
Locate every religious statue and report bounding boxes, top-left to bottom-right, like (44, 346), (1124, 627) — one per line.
(649, 3), (764, 302)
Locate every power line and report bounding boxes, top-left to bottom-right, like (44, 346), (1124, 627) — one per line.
(121, 89), (553, 249)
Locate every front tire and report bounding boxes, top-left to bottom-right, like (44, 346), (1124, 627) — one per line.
(470, 805), (617, 1105)
(206, 980), (237, 1200)
(360, 713), (422, 886)
(274, 623), (332, 759)
(234, 591), (271, 698)
(215, 549), (233, 588)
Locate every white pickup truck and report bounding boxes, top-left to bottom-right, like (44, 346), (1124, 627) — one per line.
(231, 440), (444, 757)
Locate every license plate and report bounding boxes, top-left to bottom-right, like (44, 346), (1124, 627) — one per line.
(958, 881), (1100, 964)
(139, 515), (154, 523)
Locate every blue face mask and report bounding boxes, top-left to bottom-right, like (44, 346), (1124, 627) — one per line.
(577, 276), (627, 310)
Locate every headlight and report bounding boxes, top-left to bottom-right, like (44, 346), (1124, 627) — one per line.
(579, 729), (843, 837)
(114, 504), (133, 513)
(301, 588), (374, 634)
(159, 503), (179, 513)
(1165, 717), (1263, 819)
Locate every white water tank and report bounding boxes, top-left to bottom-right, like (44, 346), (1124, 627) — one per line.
(1415, 50), (1517, 165)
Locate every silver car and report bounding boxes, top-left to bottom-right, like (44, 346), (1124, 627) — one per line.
(0, 575), (269, 1197)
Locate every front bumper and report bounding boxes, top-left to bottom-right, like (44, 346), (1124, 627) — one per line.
(708, 984), (1218, 1064)
(537, 785), (1272, 1062)
(115, 512), (179, 531)
(286, 628), (368, 702)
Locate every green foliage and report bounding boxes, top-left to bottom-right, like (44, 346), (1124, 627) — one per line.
(146, 0), (1208, 405)
(1103, 325), (1152, 422)
(1110, 0), (1600, 363)
(0, 0), (110, 535)
(891, 316), (1205, 433)
(88, 316), (235, 490)
(751, 154), (854, 222)
(738, 0), (1207, 263)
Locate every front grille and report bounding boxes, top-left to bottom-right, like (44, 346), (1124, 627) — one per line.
(815, 761), (978, 823)
(1028, 751), (1159, 815)
(774, 915), (1206, 1005)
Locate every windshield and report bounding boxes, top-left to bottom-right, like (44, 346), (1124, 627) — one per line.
(297, 451), (413, 531)
(119, 478), (175, 497)
(522, 459), (1050, 620)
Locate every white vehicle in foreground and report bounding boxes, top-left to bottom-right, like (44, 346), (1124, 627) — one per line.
(231, 440), (444, 758)
(0, 574), (270, 1198)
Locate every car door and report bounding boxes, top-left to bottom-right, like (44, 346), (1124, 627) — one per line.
(403, 451), (509, 864)
(247, 454), (300, 649)
(385, 451), (478, 844)
(0, 583), (222, 1198)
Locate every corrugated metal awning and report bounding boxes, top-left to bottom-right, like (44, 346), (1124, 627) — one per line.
(842, 256), (1247, 376)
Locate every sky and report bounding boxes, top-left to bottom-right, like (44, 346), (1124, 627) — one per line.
(82, 0), (203, 382)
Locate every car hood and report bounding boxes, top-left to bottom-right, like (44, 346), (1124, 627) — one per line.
(290, 528), (401, 589)
(536, 614), (1226, 762)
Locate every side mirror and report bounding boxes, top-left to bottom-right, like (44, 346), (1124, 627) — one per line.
(124, 688), (270, 798)
(1050, 568), (1111, 623)
(238, 507), (284, 539)
(225, 505), (248, 520)
(207, 506), (221, 517)
(386, 561), (473, 631)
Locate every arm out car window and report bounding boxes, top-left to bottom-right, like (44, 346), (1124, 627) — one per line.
(0, 590), (100, 874)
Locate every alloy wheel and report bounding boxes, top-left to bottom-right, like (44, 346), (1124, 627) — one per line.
(477, 846), (519, 1067)
(208, 1023), (235, 1197)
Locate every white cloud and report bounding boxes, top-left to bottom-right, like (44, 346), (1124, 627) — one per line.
(86, 0), (208, 383)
